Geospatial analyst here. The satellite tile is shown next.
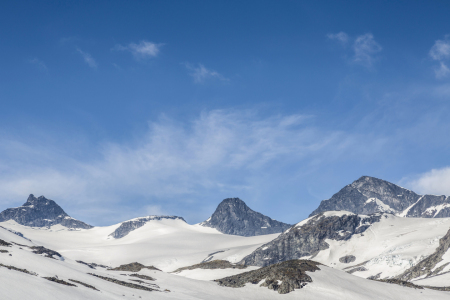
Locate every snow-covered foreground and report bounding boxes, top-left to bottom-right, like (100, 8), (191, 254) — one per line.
(1, 215), (450, 299)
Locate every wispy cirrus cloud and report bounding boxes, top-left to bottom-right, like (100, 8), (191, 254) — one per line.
(114, 40), (163, 60)
(184, 63), (229, 83)
(29, 58), (48, 72)
(429, 36), (450, 79)
(328, 32), (382, 68)
(76, 48), (98, 68)
(327, 32), (349, 45)
(0, 109), (386, 225)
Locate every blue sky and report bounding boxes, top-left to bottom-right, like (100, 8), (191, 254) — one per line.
(1, 1), (450, 225)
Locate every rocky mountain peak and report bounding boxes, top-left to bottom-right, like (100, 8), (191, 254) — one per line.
(201, 197), (292, 237)
(309, 176), (450, 218)
(0, 194), (92, 229)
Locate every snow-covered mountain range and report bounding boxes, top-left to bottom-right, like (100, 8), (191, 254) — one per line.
(1, 176), (450, 299)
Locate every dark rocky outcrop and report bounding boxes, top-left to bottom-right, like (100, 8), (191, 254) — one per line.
(201, 198), (292, 237)
(172, 260), (247, 273)
(69, 279), (99, 291)
(339, 255), (356, 263)
(396, 227), (450, 281)
(215, 260), (321, 294)
(76, 260), (108, 269)
(109, 216), (186, 239)
(88, 273), (158, 291)
(240, 212), (381, 267)
(0, 194), (92, 229)
(30, 246), (62, 259)
(375, 278), (424, 289)
(43, 277), (77, 287)
(310, 176), (450, 218)
(108, 262), (161, 272)
(0, 263), (37, 275)
(0, 239), (12, 247)
(129, 274), (156, 281)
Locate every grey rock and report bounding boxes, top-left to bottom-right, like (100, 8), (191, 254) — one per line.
(215, 259), (321, 294)
(108, 262), (161, 272)
(0, 194), (92, 229)
(109, 216), (186, 239)
(310, 176), (450, 218)
(201, 198), (292, 237)
(88, 273), (159, 292)
(240, 212), (381, 267)
(339, 255), (356, 263)
(172, 260), (247, 273)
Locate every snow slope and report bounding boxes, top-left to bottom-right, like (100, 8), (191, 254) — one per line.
(0, 218), (279, 272)
(307, 214), (450, 280)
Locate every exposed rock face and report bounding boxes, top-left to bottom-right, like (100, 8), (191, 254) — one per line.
(339, 255), (356, 264)
(310, 176), (450, 218)
(396, 227), (450, 281)
(215, 260), (321, 294)
(240, 212), (382, 267)
(0, 194), (92, 229)
(172, 260), (247, 273)
(109, 216), (186, 239)
(200, 198), (292, 237)
(108, 262), (161, 272)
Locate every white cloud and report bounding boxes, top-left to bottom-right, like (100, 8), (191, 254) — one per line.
(114, 40), (163, 60)
(352, 33), (382, 67)
(0, 110), (386, 225)
(405, 167), (450, 196)
(29, 58), (48, 72)
(77, 48), (98, 68)
(328, 32), (382, 68)
(327, 32), (349, 45)
(185, 63), (228, 83)
(429, 36), (450, 79)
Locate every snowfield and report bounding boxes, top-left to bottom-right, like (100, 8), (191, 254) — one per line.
(1, 215), (450, 299)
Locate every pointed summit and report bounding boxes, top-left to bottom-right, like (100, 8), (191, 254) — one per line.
(309, 176), (421, 217)
(201, 197), (292, 237)
(0, 194), (92, 229)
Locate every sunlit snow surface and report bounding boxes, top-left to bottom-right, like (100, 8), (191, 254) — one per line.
(1, 215), (450, 299)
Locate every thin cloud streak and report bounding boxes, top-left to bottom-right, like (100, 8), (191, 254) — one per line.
(114, 40), (163, 60)
(184, 63), (229, 83)
(429, 36), (450, 79)
(77, 48), (98, 68)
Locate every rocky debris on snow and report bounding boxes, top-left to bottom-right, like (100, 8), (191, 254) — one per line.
(109, 216), (186, 239)
(396, 227), (450, 281)
(129, 274), (156, 281)
(374, 278), (424, 289)
(202, 250), (226, 262)
(0, 239), (12, 247)
(0, 226), (31, 241)
(31, 246), (62, 259)
(339, 255), (356, 263)
(422, 285), (450, 292)
(0, 263), (37, 275)
(76, 260), (108, 269)
(240, 212), (381, 267)
(0, 194), (92, 229)
(108, 262), (161, 272)
(69, 279), (99, 291)
(367, 273), (381, 280)
(215, 260), (321, 294)
(347, 266), (368, 274)
(200, 198), (292, 237)
(172, 260), (247, 273)
(0, 249), (9, 253)
(88, 273), (159, 292)
(43, 277), (77, 287)
(310, 176), (450, 218)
